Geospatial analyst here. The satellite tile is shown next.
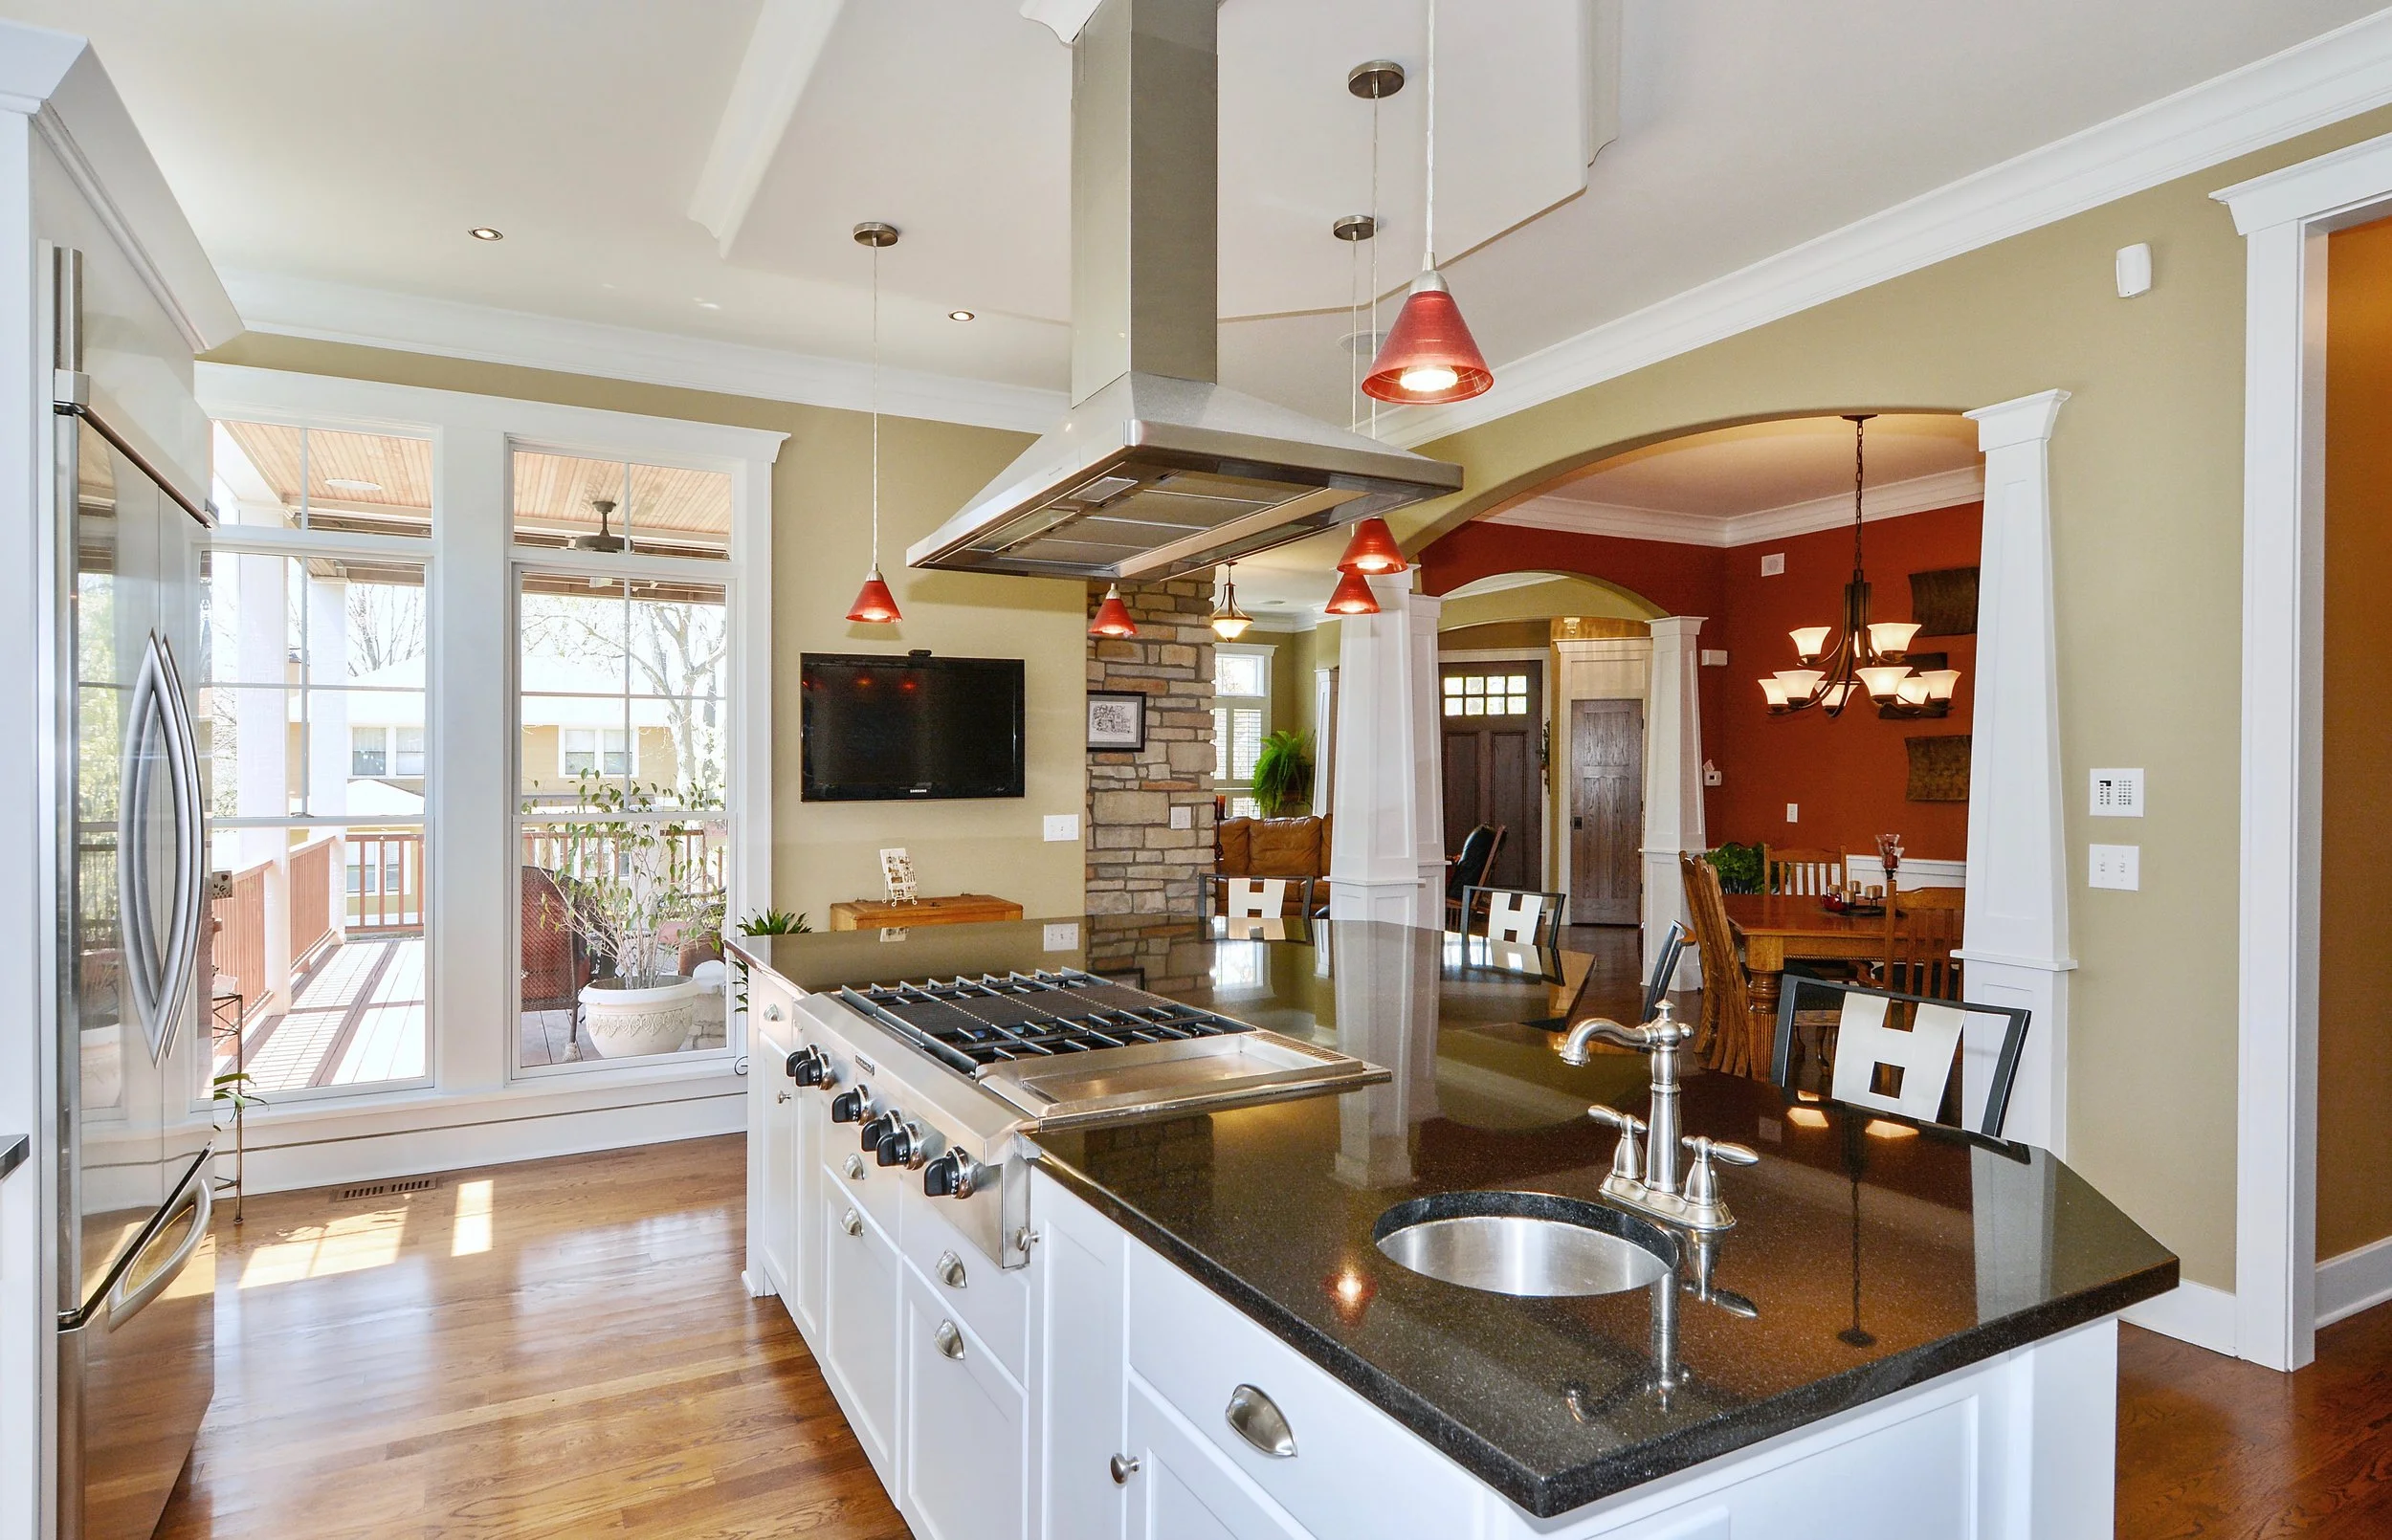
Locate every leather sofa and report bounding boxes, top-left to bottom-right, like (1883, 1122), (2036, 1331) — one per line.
(1216, 815), (1334, 879)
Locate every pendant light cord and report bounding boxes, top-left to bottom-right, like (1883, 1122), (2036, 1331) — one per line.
(870, 239), (882, 578)
(1369, 82), (1383, 440)
(1423, 0), (1438, 274)
(1850, 414), (1865, 575)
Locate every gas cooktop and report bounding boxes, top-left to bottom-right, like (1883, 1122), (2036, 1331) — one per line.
(833, 969), (1255, 1080)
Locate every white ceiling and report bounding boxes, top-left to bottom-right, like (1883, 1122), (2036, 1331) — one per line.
(10, 0), (2381, 425)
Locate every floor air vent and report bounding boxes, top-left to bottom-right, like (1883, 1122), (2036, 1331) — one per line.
(332, 1177), (441, 1202)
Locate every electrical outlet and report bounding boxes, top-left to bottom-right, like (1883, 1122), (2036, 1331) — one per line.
(1043, 813), (1080, 842)
(1761, 553), (1786, 577)
(2089, 844), (2140, 891)
(1785, 803), (1800, 823)
(2090, 769), (2144, 817)
(1169, 805), (1193, 830)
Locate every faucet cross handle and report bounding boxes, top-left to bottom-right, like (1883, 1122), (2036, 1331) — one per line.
(1679, 1135), (1760, 1210)
(1587, 1105), (1646, 1186)
(1646, 999), (1692, 1045)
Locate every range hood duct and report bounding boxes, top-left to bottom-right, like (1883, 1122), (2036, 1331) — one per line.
(907, 0), (1464, 583)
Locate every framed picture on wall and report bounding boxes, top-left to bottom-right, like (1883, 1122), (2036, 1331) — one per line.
(1087, 691), (1148, 751)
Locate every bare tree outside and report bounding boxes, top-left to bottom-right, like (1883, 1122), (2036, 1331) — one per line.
(520, 581), (726, 803)
(345, 579), (427, 676)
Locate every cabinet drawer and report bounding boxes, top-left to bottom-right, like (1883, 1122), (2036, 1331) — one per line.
(899, 1180), (1029, 1383)
(1127, 1245), (1479, 1540)
(1127, 1375), (1310, 1540)
(824, 1132), (901, 1237)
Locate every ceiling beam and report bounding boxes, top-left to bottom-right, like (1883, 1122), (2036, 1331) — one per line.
(686, 0), (848, 257)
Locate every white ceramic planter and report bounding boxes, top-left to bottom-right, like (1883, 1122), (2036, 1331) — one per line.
(579, 974), (700, 1060)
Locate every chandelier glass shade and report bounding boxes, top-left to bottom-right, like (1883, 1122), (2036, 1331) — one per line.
(1209, 566), (1253, 641)
(1763, 415), (1960, 720)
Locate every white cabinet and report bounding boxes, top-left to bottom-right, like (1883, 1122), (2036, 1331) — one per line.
(751, 992), (799, 1300)
(1125, 1377), (1310, 1540)
(901, 1265), (1030, 1540)
(822, 1173), (902, 1489)
(1031, 1169), (1131, 1540)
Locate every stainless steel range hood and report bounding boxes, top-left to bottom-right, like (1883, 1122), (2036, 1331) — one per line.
(907, 0), (1464, 583)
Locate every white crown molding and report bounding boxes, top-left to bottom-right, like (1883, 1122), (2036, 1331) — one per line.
(222, 270), (1068, 436)
(1489, 465), (1985, 549)
(1, 21), (241, 350)
(1382, 8), (2392, 449)
(688, 0), (848, 256)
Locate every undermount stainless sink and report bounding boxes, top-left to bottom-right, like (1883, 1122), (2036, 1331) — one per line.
(1373, 1193), (1678, 1299)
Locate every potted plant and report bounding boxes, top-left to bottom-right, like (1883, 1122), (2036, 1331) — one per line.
(1251, 730), (1315, 817)
(1706, 841), (1764, 895)
(550, 773), (723, 1060)
(730, 906), (809, 1021)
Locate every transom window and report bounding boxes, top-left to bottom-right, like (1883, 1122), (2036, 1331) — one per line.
(213, 421), (433, 538)
(1444, 672), (1531, 717)
(512, 449), (731, 561)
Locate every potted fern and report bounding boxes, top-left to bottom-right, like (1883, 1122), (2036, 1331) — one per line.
(1251, 730), (1315, 817)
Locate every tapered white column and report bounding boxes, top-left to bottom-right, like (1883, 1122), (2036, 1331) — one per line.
(1328, 578), (1443, 928)
(1641, 617), (1706, 988)
(1959, 389), (2074, 1154)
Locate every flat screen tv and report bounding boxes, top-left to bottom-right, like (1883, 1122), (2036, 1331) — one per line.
(801, 651), (1026, 802)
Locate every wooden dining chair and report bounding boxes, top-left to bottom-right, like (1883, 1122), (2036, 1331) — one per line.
(1879, 898), (1966, 1001)
(1443, 825), (1506, 926)
(1680, 854), (1765, 1077)
(1764, 845), (1846, 897)
(1770, 976), (2033, 1139)
(1459, 886), (1565, 947)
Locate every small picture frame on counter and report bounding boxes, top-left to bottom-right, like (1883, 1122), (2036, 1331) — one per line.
(1087, 691), (1147, 751)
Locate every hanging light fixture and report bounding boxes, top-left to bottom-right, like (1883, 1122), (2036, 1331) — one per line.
(1362, 0), (1493, 406)
(1761, 415), (1960, 720)
(1335, 516), (1408, 576)
(845, 220), (903, 625)
(1208, 564), (1252, 641)
(1324, 569), (1381, 616)
(1090, 583), (1139, 639)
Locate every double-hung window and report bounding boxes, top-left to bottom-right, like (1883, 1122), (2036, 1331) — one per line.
(1213, 646), (1272, 820)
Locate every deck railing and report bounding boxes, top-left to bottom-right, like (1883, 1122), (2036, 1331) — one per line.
(348, 830), (425, 932)
(290, 836), (338, 964)
(210, 858), (272, 1021)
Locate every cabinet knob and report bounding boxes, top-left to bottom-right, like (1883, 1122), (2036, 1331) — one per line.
(935, 1250), (967, 1289)
(1225, 1384), (1296, 1459)
(840, 1208), (862, 1238)
(775, 1089), (790, 1104)
(933, 1319), (966, 1361)
(843, 1153), (867, 1181)
(1109, 1454), (1141, 1485)
(764, 1003), (783, 1021)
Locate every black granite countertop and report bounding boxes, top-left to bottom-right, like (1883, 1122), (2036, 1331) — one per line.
(739, 915), (2178, 1519)
(0, 1133), (24, 1183)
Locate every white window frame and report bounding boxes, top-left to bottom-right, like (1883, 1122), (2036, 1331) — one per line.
(194, 364), (783, 1152)
(1213, 642), (1274, 817)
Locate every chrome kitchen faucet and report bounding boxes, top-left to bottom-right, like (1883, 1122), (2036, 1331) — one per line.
(1561, 1001), (1760, 1233)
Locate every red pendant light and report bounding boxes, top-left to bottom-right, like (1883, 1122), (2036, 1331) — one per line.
(1336, 516), (1409, 575)
(1089, 583), (1139, 638)
(1324, 569), (1381, 616)
(1361, 0), (1493, 407)
(848, 221), (902, 624)
(846, 568), (900, 625)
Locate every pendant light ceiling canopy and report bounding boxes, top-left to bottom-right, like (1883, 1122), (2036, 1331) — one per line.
(1761, 415), (1960, 720)
(1362, 0), (1493, 407)
(846, 220), (902, 626)
(1090, 583), (1139, 638)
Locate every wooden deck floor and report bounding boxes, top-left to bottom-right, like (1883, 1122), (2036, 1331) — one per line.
(157, 1096), (2392, 1538)
(159, 1136), (907, 1540)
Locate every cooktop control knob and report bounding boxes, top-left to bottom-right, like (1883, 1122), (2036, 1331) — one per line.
(786, 1046), (831, 1087)
(875, 1121), (923, 1169)
(829, 1085), (872, 1123)
(922, 1149), (982, 1199)
(858, 1111), (898, 1152)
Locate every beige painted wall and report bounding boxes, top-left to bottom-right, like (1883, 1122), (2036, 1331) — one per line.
(205, 335), (1087, 926)
(1385, 103), (2392, 1291)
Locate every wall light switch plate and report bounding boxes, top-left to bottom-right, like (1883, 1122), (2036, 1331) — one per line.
(1043, 922), (1079, 951)
(1785, 803), (1800, 823)
(1700, 649), (1728, 668)
(2090, 768), (2144, 817)
(1760, 553), (1786, 577)
(1044, 813), (1080, 842)
(1703, 759), (1723, 787)
(2089, 844), (2140, 891)
(1169, 805), (1193, 831)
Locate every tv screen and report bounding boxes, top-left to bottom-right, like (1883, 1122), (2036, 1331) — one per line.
(801, 652), (1026, 802)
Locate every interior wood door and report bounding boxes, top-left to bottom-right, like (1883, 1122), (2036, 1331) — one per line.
(1439, 663), (1543, 892)
(1571, 698), (1644, 925)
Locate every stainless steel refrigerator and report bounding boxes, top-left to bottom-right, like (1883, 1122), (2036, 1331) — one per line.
(48, 249), (216, 1540)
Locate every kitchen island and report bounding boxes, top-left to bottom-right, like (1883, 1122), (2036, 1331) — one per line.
(733, 915), (2175, 1540)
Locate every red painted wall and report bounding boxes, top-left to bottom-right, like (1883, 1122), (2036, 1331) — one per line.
(1420, 503), (1981, 861)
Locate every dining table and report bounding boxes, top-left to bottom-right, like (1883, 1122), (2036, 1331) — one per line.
(1718, 891), (1890, 1059)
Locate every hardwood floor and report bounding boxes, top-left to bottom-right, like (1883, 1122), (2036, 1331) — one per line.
(154, 1117), (2392, 1539)
(2118, 1311), (2392, 1537)
(158, 1136), (909, 1540)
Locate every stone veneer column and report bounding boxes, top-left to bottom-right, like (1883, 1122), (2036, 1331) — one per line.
(1085, 579), (1217, 916)
(1642, 616), (1707, 989)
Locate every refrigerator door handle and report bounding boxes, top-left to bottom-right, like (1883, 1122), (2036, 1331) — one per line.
(153, 633), (207, 1063)
(119, 631), (204, 1065)
(105, 1158), (210, 1333)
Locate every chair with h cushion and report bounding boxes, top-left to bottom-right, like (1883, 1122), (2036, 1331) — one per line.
(1770, 975), (2032, 1138)
(1536, 920), (1688, 1035)
(1459, 885), (1565, 947)
(1442, 824), (1505, 926)
(1212, 874), (1313, 919)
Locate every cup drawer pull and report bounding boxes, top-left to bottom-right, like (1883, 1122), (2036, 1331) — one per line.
(1225, 1383), (1296, 1458)
(935, 1249), (967, 1289)
(841, 1208), (863, 1238)
(934, 1319), (966, 1361)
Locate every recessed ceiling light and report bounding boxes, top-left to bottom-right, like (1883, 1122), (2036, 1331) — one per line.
(468, 227), (503, 241)
(324, 478), (383, 494)
(948, 309), (976, 322)
(697, 298), (721, 310)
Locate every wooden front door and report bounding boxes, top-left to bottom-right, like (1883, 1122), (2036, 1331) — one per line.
(1440, 663), (1543, 892)
(1570, 698), (1644, 925)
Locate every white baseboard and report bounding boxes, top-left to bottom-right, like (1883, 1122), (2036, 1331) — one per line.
(217, 1087), (745, 1197)
(2120, 1279), (2239, 1357)
(2316, 1235), (2392, 1327)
